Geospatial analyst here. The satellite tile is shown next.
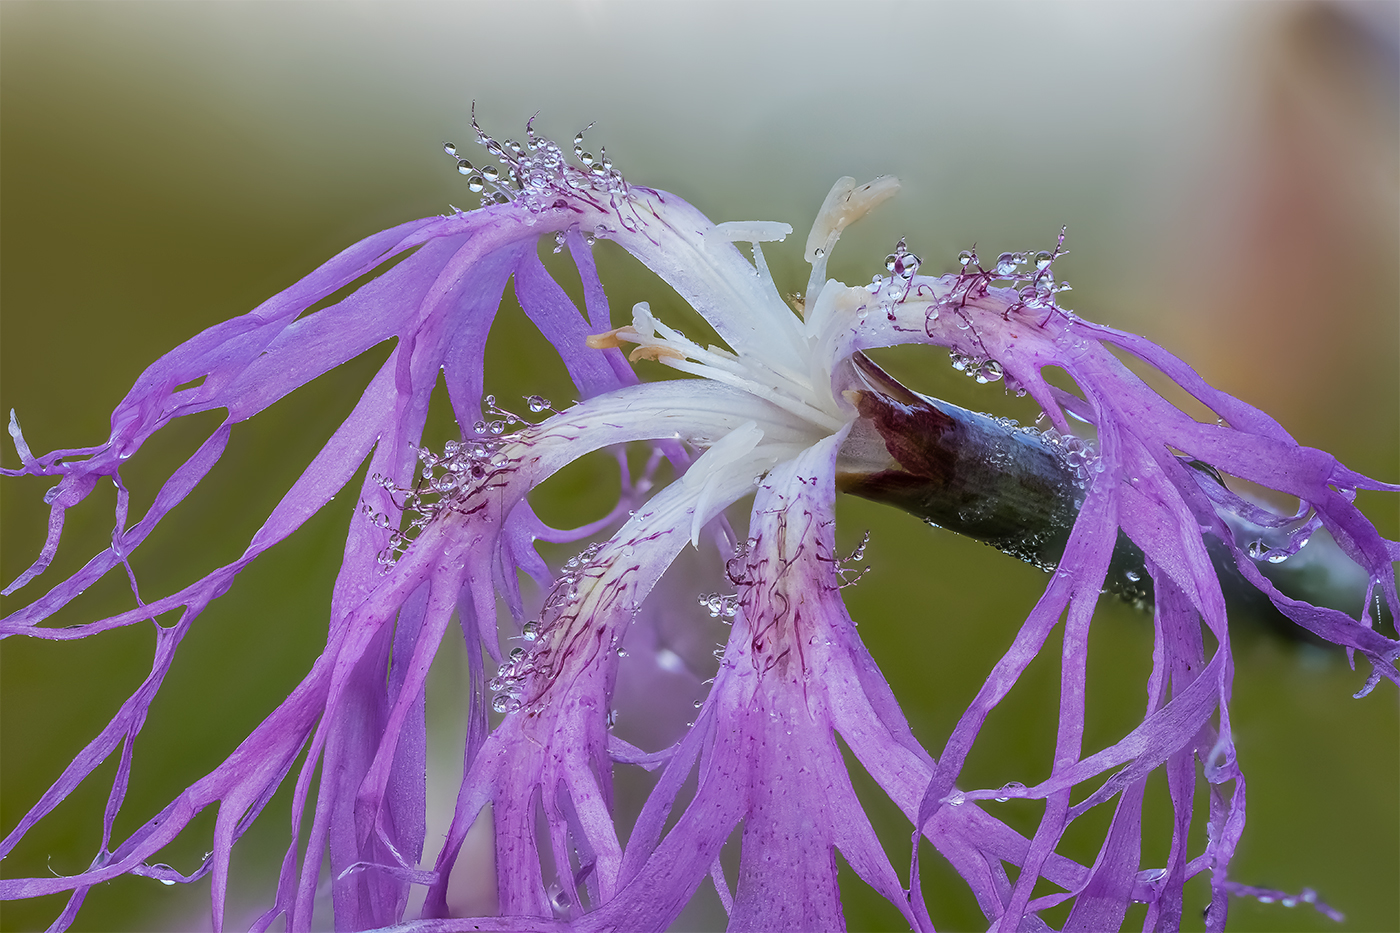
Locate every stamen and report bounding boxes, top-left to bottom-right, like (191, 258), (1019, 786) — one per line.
(803, 175), (900, 263)
(629, 345), (686, 364)
(585, 326), (634, 350)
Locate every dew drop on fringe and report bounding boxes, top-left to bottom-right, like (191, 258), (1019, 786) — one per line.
(1, 116), (1396, 933)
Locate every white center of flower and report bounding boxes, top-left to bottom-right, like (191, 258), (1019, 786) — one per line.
(586, 176), (901, 446)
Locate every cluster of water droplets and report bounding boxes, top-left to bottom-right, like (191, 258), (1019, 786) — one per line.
(948, 350), (1005, 384)
(363, 395), (554, 568)
(837, 530), (871, 588)
(697, 591), (740, 620)
(949, 226), (1074, 318)
(1037, 426), (1101, 485)
(491, 542), (608, 714)
(1255, 888), (1320, 909)
(442, 112), (631, 220)
(723, 535), (756, 583)
(866, 237), (923, 321)
(547, 543), (605, 613)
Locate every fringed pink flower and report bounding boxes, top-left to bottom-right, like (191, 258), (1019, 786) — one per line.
(3, 120), (1395, 932)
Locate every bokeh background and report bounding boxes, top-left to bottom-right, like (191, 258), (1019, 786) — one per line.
(2, 2), (1396, 931)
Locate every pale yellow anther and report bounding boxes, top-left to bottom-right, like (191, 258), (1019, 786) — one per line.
(585, 326), (637, 350)
(804, 176), (901, 263)
(628, 345), (686, 364)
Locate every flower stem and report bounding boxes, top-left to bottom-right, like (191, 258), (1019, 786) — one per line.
(837, 353), (1376, 638)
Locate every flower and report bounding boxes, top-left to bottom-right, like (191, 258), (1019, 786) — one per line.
(2, 118), (1396, 932)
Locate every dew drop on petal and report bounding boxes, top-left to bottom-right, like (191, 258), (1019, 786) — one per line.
(994, 781), (1025, 802)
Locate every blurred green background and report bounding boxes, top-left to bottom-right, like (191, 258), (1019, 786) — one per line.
(1, 2), (1395, 931)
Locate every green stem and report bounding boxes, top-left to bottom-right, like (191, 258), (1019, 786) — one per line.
(836, 353), (1374, 638)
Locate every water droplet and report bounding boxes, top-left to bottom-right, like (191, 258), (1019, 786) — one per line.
(994, 252), (1019, 276)
(509, 647), (526, 662)
(1035, 250), (1053, 270)
(527, 395), (551, 413)
(480, 165), (500, 182)
(1266, 550), (1290, 564)
(578, 151), (595, 166)
(975, 360), (1004, 383)
(492, 694), (511, 713)
(456, 158), (474, 175)
(466, 175), (485, 193)
(994, 781), (1025, 802)
(813, 247), (825, 258)
(522, 621), (539, 641)
(443, 142), (458, 157)
(1125, 570), (1141, 583)
(1247, 540), (1268, 560)
(616, 647), (628, 658)
(958, 249), (975, 267)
